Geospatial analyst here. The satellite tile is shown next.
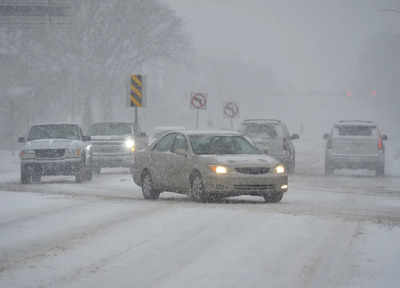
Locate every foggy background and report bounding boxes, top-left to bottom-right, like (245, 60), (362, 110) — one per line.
(1, 0), (399, 148)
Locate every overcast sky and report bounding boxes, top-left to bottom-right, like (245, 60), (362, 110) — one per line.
(165, 0), (400, 91)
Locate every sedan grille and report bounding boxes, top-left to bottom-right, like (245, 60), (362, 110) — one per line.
(234, 184), (274, 192)
(235, 167), (270, 174)
(35, 149), (65, 158)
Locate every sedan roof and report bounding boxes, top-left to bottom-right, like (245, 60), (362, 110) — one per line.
(183, 130), (241, 136)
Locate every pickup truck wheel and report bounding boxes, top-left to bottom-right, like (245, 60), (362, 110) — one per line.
(21, 166), (31, 184)
(190, 173), (208, 202)
(75, 158), (86, 183)
(94, 166), (101, 175)
(142, 171), (160, 200)
(376, 164), (385, 177)
(264, 191), (283, 203)
(32, 173), (41, 183)
(325, 158), (334, 176)
(75, 170), (83, 183)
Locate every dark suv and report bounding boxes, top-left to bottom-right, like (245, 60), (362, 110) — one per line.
(240, 119), (299, 173)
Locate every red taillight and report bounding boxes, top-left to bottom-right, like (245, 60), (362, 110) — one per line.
(19, 151), (24, 159)
(378, 138), (383, 150)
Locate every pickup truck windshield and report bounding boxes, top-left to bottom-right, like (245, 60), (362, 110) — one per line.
(189, 135), (261, 155)
(241, 123), (281, 139)
(28, 124), (81, 141)
(87, 123), (132, 136)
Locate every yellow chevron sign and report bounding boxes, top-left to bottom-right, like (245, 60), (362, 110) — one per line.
(130, 74), (143, 107)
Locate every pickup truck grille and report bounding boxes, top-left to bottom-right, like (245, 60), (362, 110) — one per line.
(92, 143), (124, 153)
(35, 149), (65, 158)
(235, 167), (270, 174)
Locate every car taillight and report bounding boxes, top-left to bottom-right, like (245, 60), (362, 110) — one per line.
(378, 138), (383, 150)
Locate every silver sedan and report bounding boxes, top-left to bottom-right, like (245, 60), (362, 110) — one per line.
(132, 130), (288, 202)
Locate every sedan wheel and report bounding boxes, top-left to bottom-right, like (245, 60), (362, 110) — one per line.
(142, 172), (160, 200)
(190, 174), (208, 202)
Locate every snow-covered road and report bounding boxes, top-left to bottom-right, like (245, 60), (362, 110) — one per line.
(1, 150), (400, 287)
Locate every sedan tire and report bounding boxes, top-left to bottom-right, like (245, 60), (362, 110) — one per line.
(142, 171), (160, 200)
(190, 173), (208, 203)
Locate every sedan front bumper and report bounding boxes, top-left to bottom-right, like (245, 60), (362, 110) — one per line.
(204, 173), (288, 197)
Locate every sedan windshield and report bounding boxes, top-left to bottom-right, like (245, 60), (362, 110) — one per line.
(87, 123), (132, 136)
(28, 125), (80, 141)
(189, 135), (261, 155)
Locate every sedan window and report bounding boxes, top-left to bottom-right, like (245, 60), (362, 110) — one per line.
(172, 134), (188, 152)
(154, 133), (176, 152)
(190, 135), (261, 155)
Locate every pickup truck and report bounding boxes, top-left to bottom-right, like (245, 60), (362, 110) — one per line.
(18, 123), (93, 183)
(87, 122), (148, 174)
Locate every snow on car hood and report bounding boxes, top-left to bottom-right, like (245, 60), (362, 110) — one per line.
(24, 139), (82, 150)
(199, 154), (278, 167)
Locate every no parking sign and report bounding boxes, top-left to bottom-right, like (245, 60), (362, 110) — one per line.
(224, 102), (239, 119)
(190, 93), (207, 110)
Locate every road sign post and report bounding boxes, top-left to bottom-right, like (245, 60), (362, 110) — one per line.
(190, 92), (207, 129)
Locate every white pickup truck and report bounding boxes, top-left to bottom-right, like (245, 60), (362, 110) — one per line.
(87, 122), (148, 174)
(18, 123), (93, 183)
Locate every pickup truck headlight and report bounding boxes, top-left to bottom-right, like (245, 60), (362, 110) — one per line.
(20, 150), (35, 159)
(66, 148), (81, 157)
(274, 164), (285, 174)
(209, 165), (228, 174)
(124, 138), (135, 152)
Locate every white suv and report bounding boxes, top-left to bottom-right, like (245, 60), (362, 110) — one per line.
(18, 123), (93, 183)
(324, 121), (387, 176)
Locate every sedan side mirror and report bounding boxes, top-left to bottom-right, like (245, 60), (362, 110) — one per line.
(323, 133), (329, 140)
(18, 137), (25, 143)
(82, 136), (91, 141)
(382, 134), (388, 141)
(290, 134), (300, 140)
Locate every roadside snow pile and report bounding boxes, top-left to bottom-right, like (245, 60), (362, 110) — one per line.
(386, 138), (400, 176)
(293, 137), (325, 175)
(0, 150), (19, 182)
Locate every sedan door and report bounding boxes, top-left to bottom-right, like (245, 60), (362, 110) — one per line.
(169, 133), (191, 193)
(149, 133), (176, 190)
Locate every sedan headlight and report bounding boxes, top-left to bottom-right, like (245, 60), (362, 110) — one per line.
(209, 165), (228, 174)
(124, 138), (135, 152)
(20, 150), (35, 159)
(274, 164), (286, 174)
